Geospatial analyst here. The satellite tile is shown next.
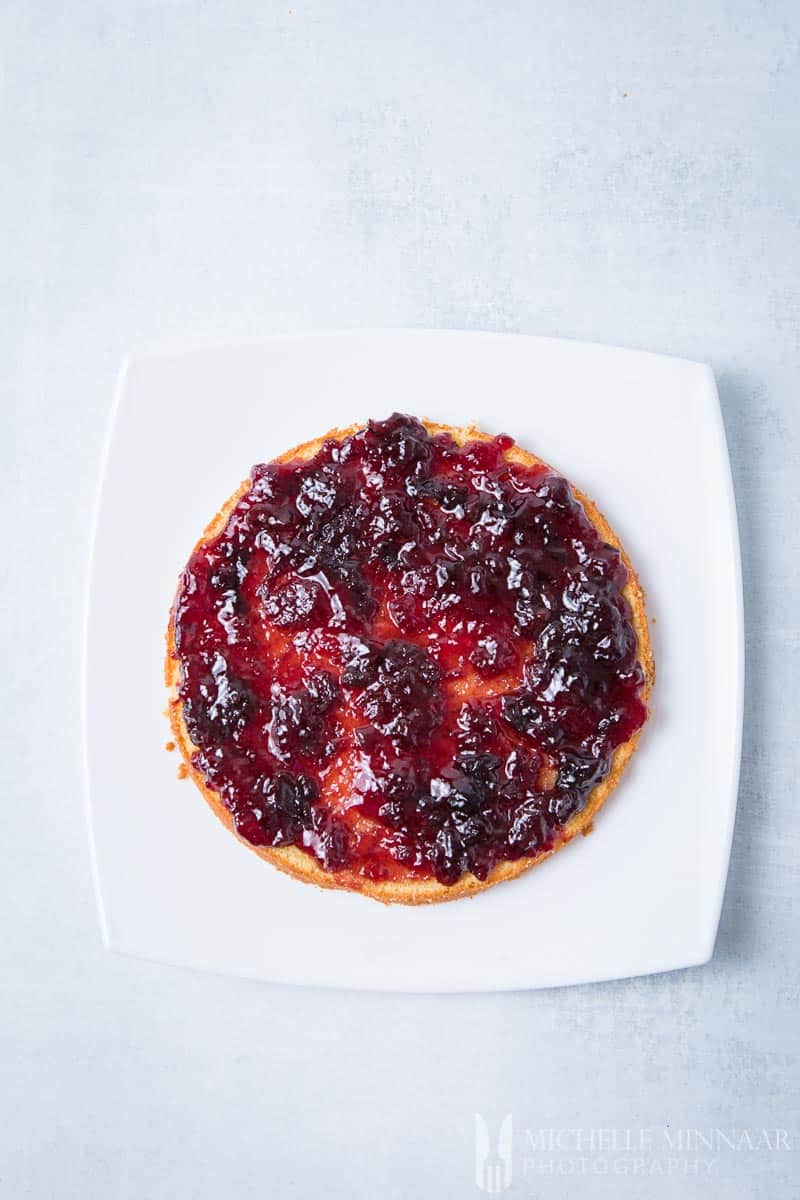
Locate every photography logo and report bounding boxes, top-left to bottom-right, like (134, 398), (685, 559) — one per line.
(475, 1114), (513, 1193)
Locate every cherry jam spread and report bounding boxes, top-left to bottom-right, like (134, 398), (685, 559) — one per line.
(171, 414), (647, 886)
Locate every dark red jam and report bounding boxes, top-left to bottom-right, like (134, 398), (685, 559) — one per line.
(171, 414), (647, 886)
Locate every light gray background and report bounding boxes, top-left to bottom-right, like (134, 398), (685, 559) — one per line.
(3, 2), (798, 1197)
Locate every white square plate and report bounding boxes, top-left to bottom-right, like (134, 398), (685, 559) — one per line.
(84, 331), (743, 992)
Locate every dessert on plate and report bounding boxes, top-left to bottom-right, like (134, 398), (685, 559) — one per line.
(166, 413), (653, 903)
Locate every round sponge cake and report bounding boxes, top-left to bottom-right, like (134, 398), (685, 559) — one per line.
(166, 415), (653, 904)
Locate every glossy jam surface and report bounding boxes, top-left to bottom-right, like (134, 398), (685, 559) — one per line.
(172, 414), (647, 886)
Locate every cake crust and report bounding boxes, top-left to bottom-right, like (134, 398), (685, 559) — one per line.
(165, 420), (654, 904)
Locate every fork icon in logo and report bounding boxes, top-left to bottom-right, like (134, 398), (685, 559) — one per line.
(475, 1113), (513, 1193)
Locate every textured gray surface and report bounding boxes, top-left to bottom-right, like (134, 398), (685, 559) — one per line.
(2, 2), (798, 1196)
